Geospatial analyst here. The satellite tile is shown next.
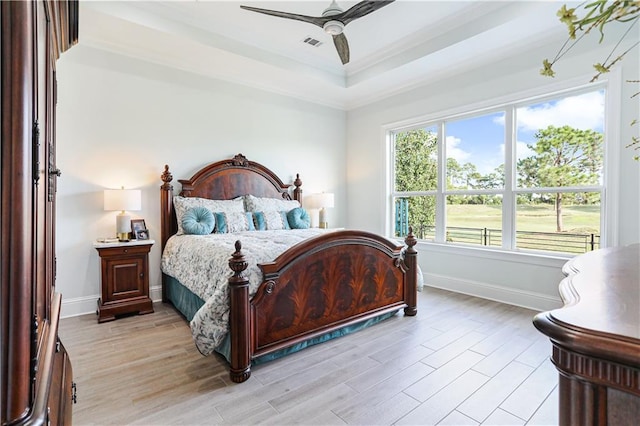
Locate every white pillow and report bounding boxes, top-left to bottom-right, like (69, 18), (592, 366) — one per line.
(173, 196), (244, 235)
(244, 194), (300, 213)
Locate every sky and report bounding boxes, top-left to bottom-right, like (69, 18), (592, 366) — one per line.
(442, 89), (605, 175)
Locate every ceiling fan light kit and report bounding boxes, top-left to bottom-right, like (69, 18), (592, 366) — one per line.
(240, 0), (395, 65)
(323, 20), (344, 36)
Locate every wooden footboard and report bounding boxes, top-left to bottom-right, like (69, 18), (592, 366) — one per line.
(228, 229), (418, 383)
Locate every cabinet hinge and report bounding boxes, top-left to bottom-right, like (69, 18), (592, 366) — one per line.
(47, 141), (60, 201)
(33, 121), (41, 184)
(72, 382), (78, 404)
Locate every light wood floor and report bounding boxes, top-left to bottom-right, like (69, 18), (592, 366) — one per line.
(59, 287), (559, 425)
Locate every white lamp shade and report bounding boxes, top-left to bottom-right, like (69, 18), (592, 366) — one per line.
(316, 193), (334, 209)
(104, 189), (141, 212)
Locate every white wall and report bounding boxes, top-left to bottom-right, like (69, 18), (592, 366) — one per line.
(56, 45), (347, 317)
(346, 42), (639, 311)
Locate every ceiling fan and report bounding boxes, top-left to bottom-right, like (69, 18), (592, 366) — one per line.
(240, 1), (395, 65)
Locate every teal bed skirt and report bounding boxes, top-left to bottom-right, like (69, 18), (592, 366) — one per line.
(164, 275), (398, 364)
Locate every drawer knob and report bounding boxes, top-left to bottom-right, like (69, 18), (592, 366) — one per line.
(123, 249), (128, 253)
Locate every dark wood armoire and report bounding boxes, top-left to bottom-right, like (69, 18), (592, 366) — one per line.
(1, 1), (78, 425)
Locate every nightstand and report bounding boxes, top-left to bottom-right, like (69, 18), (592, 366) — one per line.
(94, 240), (155, 323)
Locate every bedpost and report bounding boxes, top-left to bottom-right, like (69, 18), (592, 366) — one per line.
(228, 240), (252, 383)
(404, 226), (418, 316)
(293, 173), (302, 203)
(160, 165), (173, 302)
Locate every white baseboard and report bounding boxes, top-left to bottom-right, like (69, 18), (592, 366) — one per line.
(60, 285), (163, 319)
(424, 272), (562, 312)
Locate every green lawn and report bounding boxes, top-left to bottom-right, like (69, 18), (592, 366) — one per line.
(446, 203), (600, 234)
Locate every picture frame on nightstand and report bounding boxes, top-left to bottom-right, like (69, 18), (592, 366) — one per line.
(135, 229), (149, 240)
(131, 219), (146, 238)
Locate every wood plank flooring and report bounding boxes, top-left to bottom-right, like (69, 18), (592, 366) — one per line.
(59, 287), (558, 425)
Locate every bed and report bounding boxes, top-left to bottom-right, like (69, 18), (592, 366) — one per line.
(160, 153), (418, 383)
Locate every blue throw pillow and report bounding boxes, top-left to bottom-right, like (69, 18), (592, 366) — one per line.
(287, 207), (311, 229)
(182, 206), (215, 235)
(253, 211), (266, 231)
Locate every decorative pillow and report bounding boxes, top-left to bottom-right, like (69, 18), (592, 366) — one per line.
(244, 194), (300, 213)
(173, 196), (244, 235)
(253, 211), (291, 231)
(287, 207), (311, 229)
(181, 207), (215, 235)
(214, 212), (255, 233)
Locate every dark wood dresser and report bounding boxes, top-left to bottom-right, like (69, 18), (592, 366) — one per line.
(534, 244), (640, 426)
(1, 1), (78, 424)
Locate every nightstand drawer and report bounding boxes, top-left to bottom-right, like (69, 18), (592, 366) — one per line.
(97, 244), (151, 257)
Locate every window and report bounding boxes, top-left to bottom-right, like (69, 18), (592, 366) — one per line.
(390, 86), (605, 255)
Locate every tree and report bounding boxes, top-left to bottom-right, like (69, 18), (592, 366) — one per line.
(477, 164), (504, 190)
(518, 125), (603, 231)
(394, 129), (437, 237)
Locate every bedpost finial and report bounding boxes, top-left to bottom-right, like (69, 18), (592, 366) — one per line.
(161, 165), (173, 184)
(405, 226), (417, 252)
(229, 240), (248, 276)
(293, 173), (302, 203)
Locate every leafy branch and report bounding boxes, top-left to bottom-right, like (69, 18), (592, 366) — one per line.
(541, 1), (640, 160)
(541, 1), (639, 80)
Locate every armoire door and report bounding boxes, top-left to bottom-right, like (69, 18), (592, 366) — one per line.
(1, 1), (78, 424)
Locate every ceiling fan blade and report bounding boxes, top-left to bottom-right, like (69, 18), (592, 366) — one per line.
(338, 0), (395, 26)
(333, 33), (350, 65)
(240, 5), (326, 28)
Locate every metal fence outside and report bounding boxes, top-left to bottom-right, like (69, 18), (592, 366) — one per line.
(404, 225), (600, 254)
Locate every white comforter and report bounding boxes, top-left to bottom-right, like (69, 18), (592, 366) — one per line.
(161, 229), (328, 355)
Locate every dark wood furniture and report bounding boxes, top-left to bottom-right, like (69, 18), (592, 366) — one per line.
(94, 241), (155, 323)
(160, 153), (418, 383)
(1, 1), (78, 424)
(534, 244), (640, 426)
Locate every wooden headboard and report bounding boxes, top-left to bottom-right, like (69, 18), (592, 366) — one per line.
(160, 153), (302, 252)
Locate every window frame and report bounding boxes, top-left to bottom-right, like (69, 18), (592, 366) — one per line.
(386, 71), (620, 257)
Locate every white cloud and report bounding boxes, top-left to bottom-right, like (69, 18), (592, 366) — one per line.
(516, 141), (536, 159)
(499, 141), (537, 162)
(517, 91), (604, 131)
(446, 135), (471, 163)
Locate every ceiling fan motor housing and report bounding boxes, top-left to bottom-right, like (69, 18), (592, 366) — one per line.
(322, 1), (345, 35)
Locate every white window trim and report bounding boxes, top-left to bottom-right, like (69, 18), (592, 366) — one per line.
(384, 69), (621, 257)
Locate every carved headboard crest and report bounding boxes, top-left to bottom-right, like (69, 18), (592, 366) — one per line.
(231, 153), (249, 167)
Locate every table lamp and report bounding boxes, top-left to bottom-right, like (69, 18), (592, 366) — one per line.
(315, 192), (334, 229)
(104, 188), (142, 241)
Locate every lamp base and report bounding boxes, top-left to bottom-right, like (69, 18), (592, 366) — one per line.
(116, 212), (131, 242)
(319, 207), (328, 229)
(117, 232), (130, 242)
